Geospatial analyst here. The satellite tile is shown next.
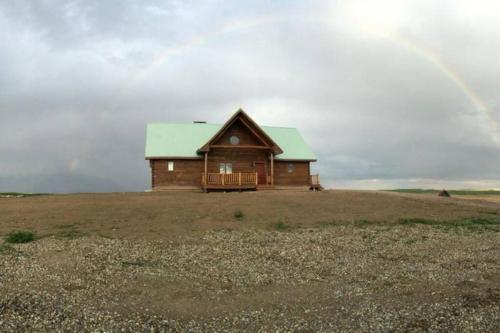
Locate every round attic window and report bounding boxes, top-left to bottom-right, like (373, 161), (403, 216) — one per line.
(230, 135), (240, 145)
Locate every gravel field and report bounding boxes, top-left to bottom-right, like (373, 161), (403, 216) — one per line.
(1, 224), (500, 332)
(1, 191), (499, 332)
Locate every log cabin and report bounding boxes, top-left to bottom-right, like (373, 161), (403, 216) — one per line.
(145, 109), (320, 191)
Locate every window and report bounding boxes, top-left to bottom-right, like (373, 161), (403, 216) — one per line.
(229, 135), (240, 145)
(219, 163), (233, 174)
(167, 161), (174, 171)
(287, 163), (294, 173)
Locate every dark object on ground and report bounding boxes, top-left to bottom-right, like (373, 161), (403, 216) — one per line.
(438, 190), (451, 197)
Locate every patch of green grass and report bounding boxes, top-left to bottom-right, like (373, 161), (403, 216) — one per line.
(477, 210), (499, 215)
(386, 189), (439, 194)
(317, 220), (380, 228)
(54, 223), (77, 229)
(399, 217), (500, 232)
(121, 260), (147, 267)
(386, 189), (500, 195)
(449, 190), (500, 196)
(274, 222), (290, 231)
(354, 219), (371, 227)
(316, 221), (338, 228)
(5, 231), (35, 244)
(50, 224), (87, 240)
(400, 218), (438, 225)
(234, 210), (244, 220)
(315, 217), (500, 233)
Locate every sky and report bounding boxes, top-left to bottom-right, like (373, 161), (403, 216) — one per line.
(0, 0), (499, 192)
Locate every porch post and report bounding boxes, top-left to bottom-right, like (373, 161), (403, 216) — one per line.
(270, 152), (274, 185)
(204, 152), (208, 185)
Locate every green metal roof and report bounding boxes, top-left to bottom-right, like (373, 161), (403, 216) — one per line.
(145, 123), (316, 161)
(262, 126), (316, 160)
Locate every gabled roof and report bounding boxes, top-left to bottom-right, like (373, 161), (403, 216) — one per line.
(145, 113), (317, 161)
(262, 126), (317, 160)
(198, 109), (283, 155)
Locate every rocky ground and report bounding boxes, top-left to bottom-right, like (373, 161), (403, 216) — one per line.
(1, 221), (499, 332)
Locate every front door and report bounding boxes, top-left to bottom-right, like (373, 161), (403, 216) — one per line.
(255, 162), (267, 185)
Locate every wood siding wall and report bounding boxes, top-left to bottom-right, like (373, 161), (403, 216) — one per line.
(150, 157), (311, 188)
(273, 161), (311, 186)
(207, 148), (269, 173)
(151, 159), (203, 188)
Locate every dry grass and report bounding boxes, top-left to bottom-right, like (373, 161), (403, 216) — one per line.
(457, 195), (500, 204)
(1, 190), (497, 240)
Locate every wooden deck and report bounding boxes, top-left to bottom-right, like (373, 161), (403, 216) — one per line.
(200, 172), (322, 191)
(202, 172), (259, 191)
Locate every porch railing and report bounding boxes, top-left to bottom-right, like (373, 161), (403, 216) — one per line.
(202, 172), (258, 186)
(311, 174), (320, 186)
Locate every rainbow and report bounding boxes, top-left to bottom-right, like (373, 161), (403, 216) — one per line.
(115, 14), (499, 144)
(362, 24), (500, 144)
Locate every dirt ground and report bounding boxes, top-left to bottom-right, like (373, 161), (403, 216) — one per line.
(1, 190), (499, 332)
(1, 190), (498, 240)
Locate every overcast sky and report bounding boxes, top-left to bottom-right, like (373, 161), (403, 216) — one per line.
(1, 0), (499, 192)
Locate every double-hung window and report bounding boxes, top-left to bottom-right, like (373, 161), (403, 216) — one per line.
(167, 161), (174, 172)
(219, 163), (233, 174)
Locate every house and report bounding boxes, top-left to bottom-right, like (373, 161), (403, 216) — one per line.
(145, 109), (320, 191)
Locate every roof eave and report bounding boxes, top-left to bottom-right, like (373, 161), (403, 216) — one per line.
(145, 156), (203, 160)
(275, 158), (317, 162)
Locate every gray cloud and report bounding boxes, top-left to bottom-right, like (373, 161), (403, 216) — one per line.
(1, 0), (499, 192)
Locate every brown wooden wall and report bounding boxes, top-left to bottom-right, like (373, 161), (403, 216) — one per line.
(207, 148), (269, 173)
(151, 159), (203, 188)
(273, 161), (311, 186)
(150, 156), (311, 188)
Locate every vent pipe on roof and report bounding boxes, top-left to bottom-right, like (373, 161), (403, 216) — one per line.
(193, 121), (206, 124)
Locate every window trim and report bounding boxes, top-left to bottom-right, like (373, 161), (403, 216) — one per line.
(167, 161), (174, 172)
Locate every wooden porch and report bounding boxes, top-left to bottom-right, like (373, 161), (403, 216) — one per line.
(201, 172), (322, 191)
(202, 172), (260, 190)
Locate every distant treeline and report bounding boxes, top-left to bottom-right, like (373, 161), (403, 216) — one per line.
(386, 189), (500, 195)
